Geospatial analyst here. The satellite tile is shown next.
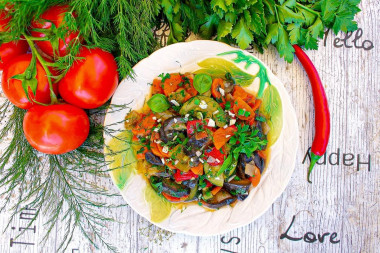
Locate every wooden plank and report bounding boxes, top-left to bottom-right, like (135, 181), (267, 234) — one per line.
(0, 1), (379, 252)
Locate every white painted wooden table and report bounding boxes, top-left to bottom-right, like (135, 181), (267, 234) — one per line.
(1, 1), (379, 252)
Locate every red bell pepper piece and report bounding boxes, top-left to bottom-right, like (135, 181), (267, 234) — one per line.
(174, 170), (199, 182)
(186, 119), (215, 136)
(204, 147), (225, 166)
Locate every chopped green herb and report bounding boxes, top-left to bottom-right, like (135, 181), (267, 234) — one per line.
(244, 111), (251, 117)
(225, 101), (232, 110)
(256, 116), (266, 122)
(238, 108), (245, 116)
(159, 73), (171, 82)
(194, 99), (200, 105)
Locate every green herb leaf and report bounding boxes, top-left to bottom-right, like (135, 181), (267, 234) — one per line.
(147, 94), (170, 113)
(193, 74), (212, 94)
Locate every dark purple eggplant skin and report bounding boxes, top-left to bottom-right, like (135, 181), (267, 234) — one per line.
(253, 152), (265, 173)
(224, 179), (251, 201)
(163, 117), (187, 131)
(162, 178), (190, 198)
(236, 154), (253, 179)
(182, 179), (197, 189)
(202, 189), (237, 209)
(160, 117), (187, 143)
(183, 134), (211, 157)
(145, 152), (164, 166)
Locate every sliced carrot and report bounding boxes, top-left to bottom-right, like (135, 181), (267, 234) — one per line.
(141, 114), (156, 129)
(248, 167), (261, 187)
(195, 130), (208, 140)
(150, 131), (170, 158)
(257, 150), (267, 159)
(251, 99), (262, 111)
(132, 114), (156, 136)
(132, 135), (139, 142)
(163, 73), (182, 96)
(150, 142), (162, 157)
(211, 78), (225, 101)
(152, 79), (164, 94)
(167, 161), (177, 170)
(233, 97), (255, 121)
(190, 162), (204, 175)
(213, 126), (237, 150)
(132, 127), (148, 136)
(162, 192), (189, 202)
(211, 186), (222, 195)
(136, 147), (148, 159)
(233, 86), (254, 103)
(186, 87), (198, 97)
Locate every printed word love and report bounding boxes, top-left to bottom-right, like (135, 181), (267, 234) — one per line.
(280, 215), (340, 244)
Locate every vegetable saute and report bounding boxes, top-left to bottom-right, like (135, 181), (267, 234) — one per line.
(125, 72), (269, 209)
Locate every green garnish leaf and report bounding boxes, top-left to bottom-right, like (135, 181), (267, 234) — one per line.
(237, 108), (245, 116)
(193, 73), (212, 94)
(147, 94), (170, 113)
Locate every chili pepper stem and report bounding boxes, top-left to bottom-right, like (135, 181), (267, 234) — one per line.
(23, 34), (58, 104)
(308, 153), (321, 184)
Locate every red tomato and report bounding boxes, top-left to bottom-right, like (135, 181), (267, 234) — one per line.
(0, 40), (29, 70)
(0, 9), (11, 32)
(23, 104), (90, 154)
(1, 54), (58, 109)
(58, 47), (119, 109)
(31, 5), (80, 57)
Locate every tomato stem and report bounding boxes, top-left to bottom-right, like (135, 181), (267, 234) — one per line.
(23, 34), (58, 105)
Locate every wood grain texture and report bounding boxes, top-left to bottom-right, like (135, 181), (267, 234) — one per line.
(0, 1), (379, 252)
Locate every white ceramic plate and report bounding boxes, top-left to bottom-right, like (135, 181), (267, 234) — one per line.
(103, 40), (298, 236)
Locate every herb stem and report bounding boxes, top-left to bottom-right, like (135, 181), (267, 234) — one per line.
(296, 3), (321, 17)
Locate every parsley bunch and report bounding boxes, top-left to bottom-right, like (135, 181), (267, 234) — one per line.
(158, 0), (362, 62)
(229, 124), (268, 159)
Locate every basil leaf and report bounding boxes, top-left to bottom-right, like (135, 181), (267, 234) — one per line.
(193, 74), (212, 94)
(147, 94), (170, 113)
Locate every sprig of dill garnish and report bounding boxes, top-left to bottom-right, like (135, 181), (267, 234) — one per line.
(0, 100), (129, 252)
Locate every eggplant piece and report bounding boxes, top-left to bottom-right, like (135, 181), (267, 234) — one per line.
(236, 154), (253, 179)
(163, 117), (187, 132)
(223, 80), (235, 93)
(162, 178), (190, 198)
(202, 189), (237, 209)
(253, 152), (265, 173)
(155, 171), (171, 178)
(160, 117), (187, 143)
(189, 156), (200, 167)
(145, 152), (164, 166)
(184, 179), (199, 202)
(182, 179), (197, 189)
(183, 133), (211, 157)
(224, 179), (251, 201)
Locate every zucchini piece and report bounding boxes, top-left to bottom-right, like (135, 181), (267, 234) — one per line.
(179, 95), (227, 127)
(204, 163), (224, 187)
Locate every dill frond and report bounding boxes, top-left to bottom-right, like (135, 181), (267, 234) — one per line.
(0, 102), (126, 252)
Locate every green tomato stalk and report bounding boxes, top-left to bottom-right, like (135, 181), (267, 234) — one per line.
(23, 34), (59, 105)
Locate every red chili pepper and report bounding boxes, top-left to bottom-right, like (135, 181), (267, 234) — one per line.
(293, 45), (331, 183)
(173, 169), (199, 182)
